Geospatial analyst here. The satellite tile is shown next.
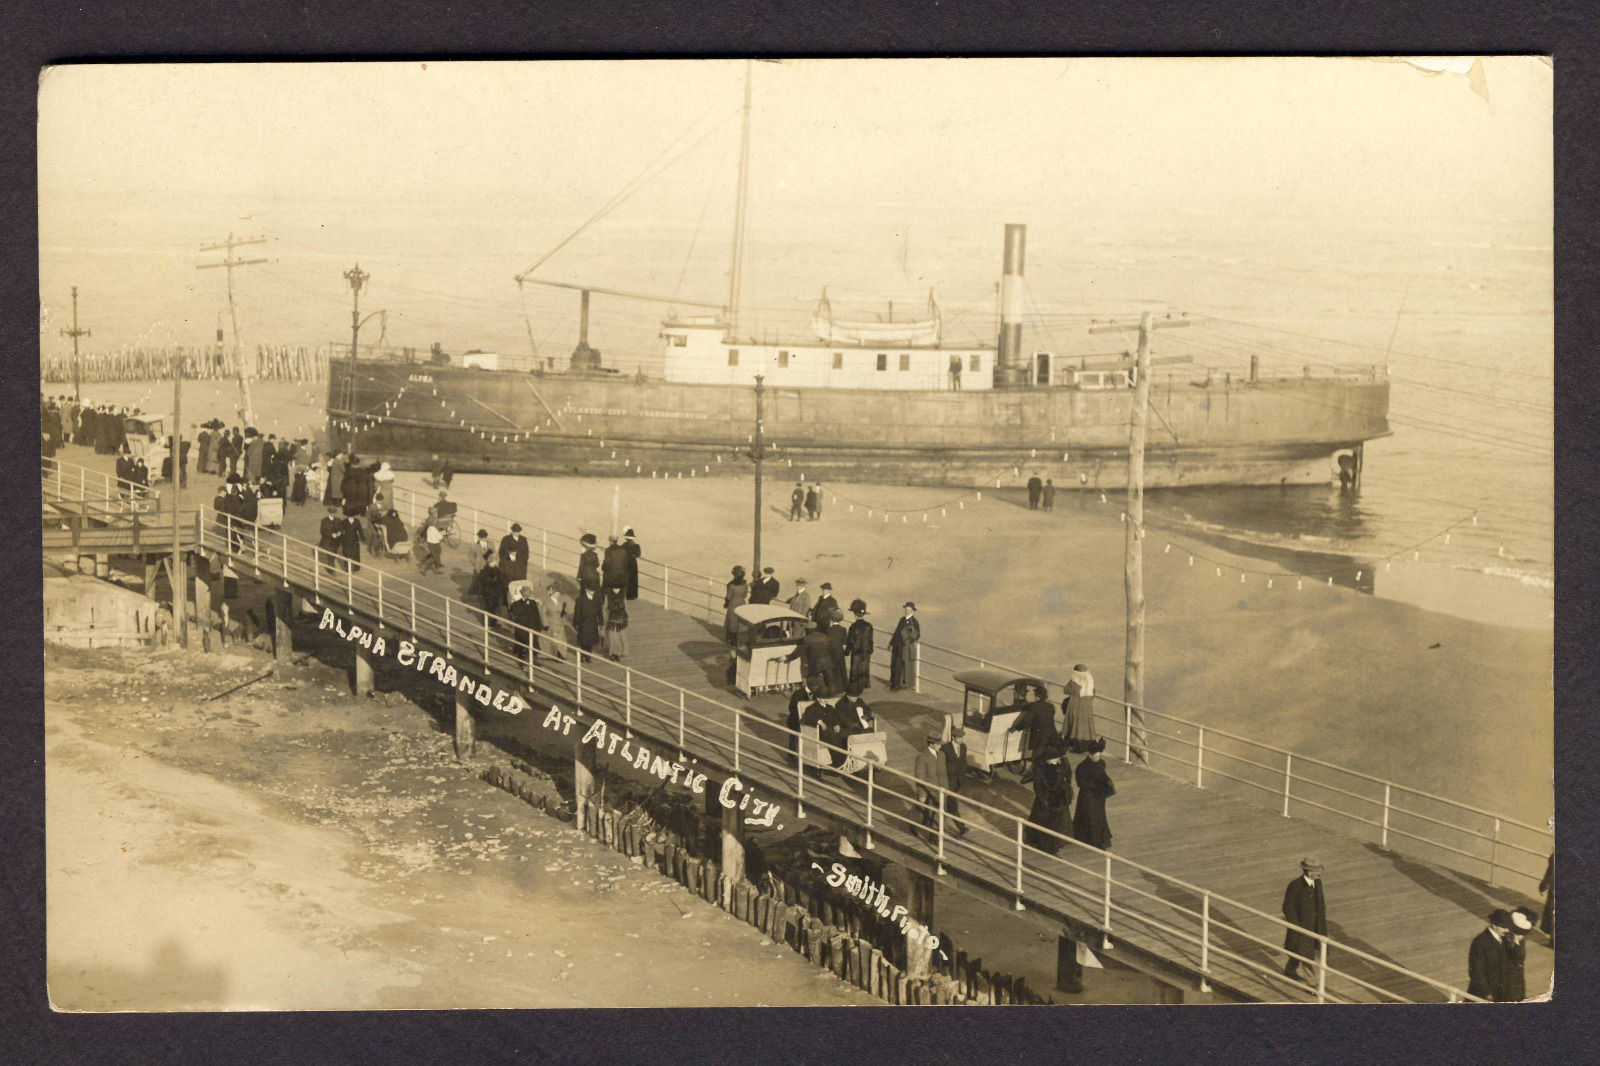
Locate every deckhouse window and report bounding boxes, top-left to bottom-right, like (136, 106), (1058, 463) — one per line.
(668, 334), (687, 347)
(777, 351), (790, 368)
(876, 353), (887, 371)
(832, 352), (843, 370)
(898, 353), (911, 371)
(728, 349), (740, 367)
(969, 354), (982, 372)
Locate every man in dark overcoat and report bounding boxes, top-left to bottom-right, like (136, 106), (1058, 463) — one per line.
(888, 602), (921, 691)
(810, 583), (838, 629)
(622, 528), (642, 600)
(1467, 910), (1513, 1001)
(1282, 858), (1328, 984)
(784, 620), (841, 696)
(749, 566), (779, 605)
(500, 523), (530, 582)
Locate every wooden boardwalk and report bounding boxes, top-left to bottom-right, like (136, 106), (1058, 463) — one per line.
(46, 447), (1553, 1003)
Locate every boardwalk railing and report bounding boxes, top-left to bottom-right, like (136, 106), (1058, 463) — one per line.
(376, 470), (1552, 898)
(42, 457), (1484, 1004)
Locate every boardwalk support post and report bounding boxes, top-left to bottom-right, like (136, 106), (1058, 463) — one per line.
(1196, 726), (1205, 788)
(1199, 892), (1212, 992)
(354, 641), (376, 698)
(1381, 784), (1391, 849)
(574, 738), (598, 834)
(905, 871), (936, 980)
(194, 570), (214, 653)
(720, 799), (745, 907)
(270, 589), (293, 661)
(454, 686), (476, 761)
(1316, 939), (1329, 1002)
(1056, 932), (1085, 994)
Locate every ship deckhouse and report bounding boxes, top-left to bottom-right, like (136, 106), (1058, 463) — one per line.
(659, 313), (996, 391)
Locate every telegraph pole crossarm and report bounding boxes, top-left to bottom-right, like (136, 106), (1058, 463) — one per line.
(197, 232), (269, 425)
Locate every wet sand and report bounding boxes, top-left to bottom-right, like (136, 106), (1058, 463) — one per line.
(46, 644), (878, 1010)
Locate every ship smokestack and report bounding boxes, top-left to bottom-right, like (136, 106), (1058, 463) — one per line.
(996, 224), (1028, 388)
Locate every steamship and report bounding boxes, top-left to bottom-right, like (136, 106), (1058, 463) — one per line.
(327, 70), (1390, 490)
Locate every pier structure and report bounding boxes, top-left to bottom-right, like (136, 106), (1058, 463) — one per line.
(42, 451), (1551, 1003)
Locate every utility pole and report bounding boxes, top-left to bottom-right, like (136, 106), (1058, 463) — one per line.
(59, 286), (91, 403)
(171, 352), (187, 648)
(751, 373), (766, 578)
(725, 59), (754, 340)
(198, 233), (268, 425)
(1124, 312), (1152, 763)
(1086, 310), (1190, 765)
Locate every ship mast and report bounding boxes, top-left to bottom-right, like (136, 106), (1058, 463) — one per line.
(726, 60), (754, 342)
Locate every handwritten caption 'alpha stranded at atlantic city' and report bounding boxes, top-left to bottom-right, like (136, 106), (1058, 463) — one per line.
(318, 607), (783, 828)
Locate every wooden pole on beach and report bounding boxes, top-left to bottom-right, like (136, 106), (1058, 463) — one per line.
(171, 355), (188, 648)
(1123, 312), (1152, 763)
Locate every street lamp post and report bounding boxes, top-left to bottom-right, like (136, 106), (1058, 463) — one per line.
(344, 264), (369, 370)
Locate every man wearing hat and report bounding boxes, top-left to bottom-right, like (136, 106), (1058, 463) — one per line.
(1468, 910), (1514, 1001)
(1281, 858), (1328, 985)
(789, 481), (805, 522)
(499, 523), (530, 583)
(577, 533), (601, 590)
(1504, 908), (1535, 1001)
(810, 582), (839, 630)
(939, 719), (969, 837)
(750, 566), (780, 606)
(913, 731), (950, 843)
(889, 602), (921, 691)
(622, 528), (641, 601)
(846, 600), (874, 691)
(786, 578), (811, 618)
(507, 581), (543, 664)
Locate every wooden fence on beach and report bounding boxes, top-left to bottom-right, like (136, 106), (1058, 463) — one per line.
(42, 344), (331, 384)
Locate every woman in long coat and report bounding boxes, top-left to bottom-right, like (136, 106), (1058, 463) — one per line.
(573, 586), (603, 661)
(623, 528), (642, 601)
(723, 565), (749, 644)
(846, 600), (874, 691)
(1024, 742), (1073, 854)
(1072, 738), (1116, 850)
(1062, 664), (1099, 753)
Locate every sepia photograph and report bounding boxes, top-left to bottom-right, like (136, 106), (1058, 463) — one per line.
(38, 57), (1553, 1009)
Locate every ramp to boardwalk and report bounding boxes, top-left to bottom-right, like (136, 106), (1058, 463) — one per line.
(42, 452), (1552, 1003)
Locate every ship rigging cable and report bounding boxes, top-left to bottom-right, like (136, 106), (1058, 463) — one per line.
(513, 101), (738, 285)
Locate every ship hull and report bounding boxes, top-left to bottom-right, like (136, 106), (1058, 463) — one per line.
(327, 364), (1390, 490)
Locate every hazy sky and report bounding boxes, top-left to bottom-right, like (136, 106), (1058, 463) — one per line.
(37, 58), (1551, 355)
